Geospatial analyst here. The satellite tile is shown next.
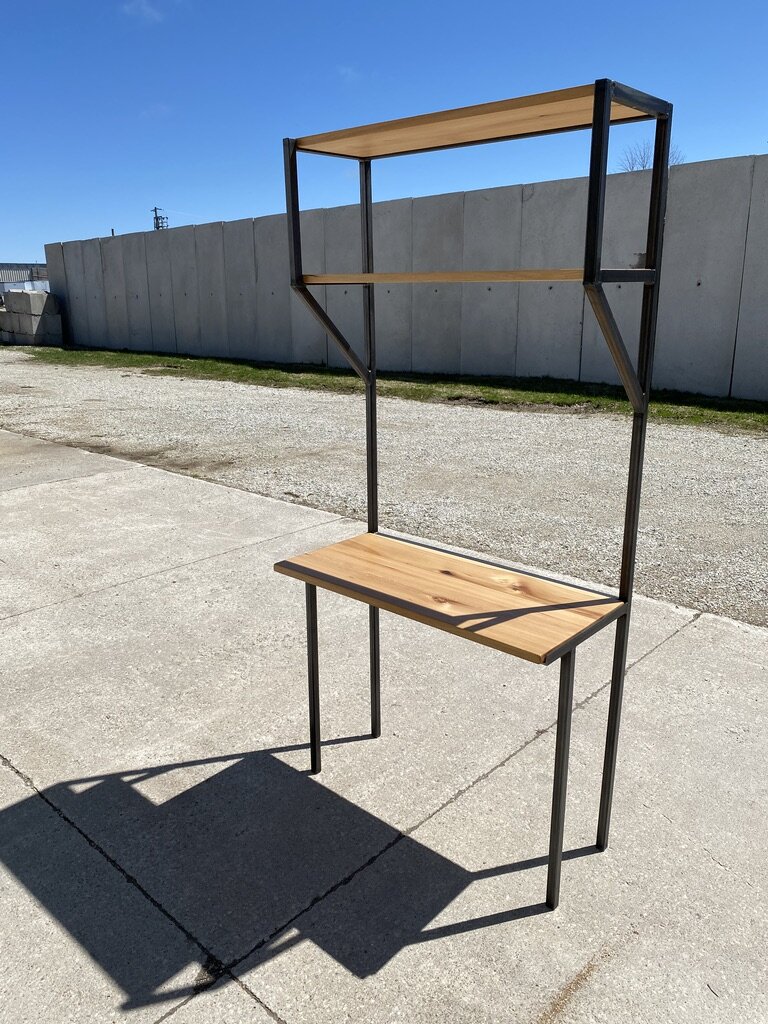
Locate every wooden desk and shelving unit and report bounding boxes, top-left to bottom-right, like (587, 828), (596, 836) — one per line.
(275, 80), (673, 910)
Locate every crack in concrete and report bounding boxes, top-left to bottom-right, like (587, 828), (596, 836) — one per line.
(704, 848), (729, 870)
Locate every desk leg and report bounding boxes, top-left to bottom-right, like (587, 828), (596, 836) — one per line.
(305, 583), (321, 774)
(597, 613), (629, 850)
(546, 650), (575, 910)
(370, 606), (381, 738)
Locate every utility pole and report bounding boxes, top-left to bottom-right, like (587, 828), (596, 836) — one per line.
(152, 206), (169, 230)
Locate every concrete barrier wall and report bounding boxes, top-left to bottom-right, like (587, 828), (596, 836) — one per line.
(44, 154), (767, 399)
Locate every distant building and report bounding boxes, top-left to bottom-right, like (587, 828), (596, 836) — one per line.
(0, 262), (48, 296)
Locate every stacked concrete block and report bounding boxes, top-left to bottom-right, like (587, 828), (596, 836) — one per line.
(0, 290), (63, 345)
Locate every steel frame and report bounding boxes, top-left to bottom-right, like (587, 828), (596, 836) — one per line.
(283, 79), (672, 910)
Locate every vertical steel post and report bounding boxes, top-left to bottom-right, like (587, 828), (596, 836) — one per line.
(597, 109), (672, 850)
(583, 79), (612, 285)
(305, 583), (321, 774)
(360, 158), (378, 532)
(547, 650), (575, 910)
(360, 158), (381, 738)
(368, 606), (381, 738)
(286, 141), (323, 773)
(283, 139), (303, 286)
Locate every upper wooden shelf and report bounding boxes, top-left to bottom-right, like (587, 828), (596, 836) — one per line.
(274, 533), (624, 665)
(295, 83), (650, 159)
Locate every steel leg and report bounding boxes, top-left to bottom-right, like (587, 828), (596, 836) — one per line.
(305, 583), (321, 774)
(369, 606), (381, 738)
(597, 614), (629, 850)
(546, 650), (575, 910)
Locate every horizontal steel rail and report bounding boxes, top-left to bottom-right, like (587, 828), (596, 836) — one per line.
(599, 269), (656, 284)
(611, 81), (672, 118)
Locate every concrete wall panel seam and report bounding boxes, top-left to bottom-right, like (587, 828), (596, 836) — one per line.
(323, 207), (329, 366)
(577, 290), (585, 382)
(195, 222), (228, 358)
(727, 155), (756, 398)
(61, 241), (90, 346)
(408, 198), (414, 373)
(730, 153), (768, 400)
(122, 231), (153, 351)
(458, 191), (466, 374)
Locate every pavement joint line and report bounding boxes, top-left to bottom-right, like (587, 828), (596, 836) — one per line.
(5, 423), (330, 515)
(2, 424), (335, 518)
(407, 608), (702, 839)
(150, 992), (199, 1023)
(0, 465), (136, 497)
(0, 425), (146, 474)
(0, 514), (344, 625)
(225, 607), (703, 976)
(151, 972), (290, 1024)
(0, 425), (150, 470)
(230, 974), (292, 1024)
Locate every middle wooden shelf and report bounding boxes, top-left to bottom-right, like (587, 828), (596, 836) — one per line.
(302, 269), (583, 285)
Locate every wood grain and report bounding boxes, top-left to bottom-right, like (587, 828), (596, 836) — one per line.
(274, 534), (624, 665)
(296, 85), (647, 158)
(302, 270), (583, 285)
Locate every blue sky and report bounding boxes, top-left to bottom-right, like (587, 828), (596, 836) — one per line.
(4, 0), (766, 261)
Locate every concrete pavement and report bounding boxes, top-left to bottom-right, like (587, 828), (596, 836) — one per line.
(0, 428), (765, 1022)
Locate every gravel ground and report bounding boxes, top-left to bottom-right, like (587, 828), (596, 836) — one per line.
(1, 348), (765, 625)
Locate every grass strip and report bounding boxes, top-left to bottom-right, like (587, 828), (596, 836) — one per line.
(16, 345), (768, 434)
